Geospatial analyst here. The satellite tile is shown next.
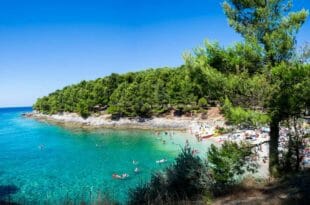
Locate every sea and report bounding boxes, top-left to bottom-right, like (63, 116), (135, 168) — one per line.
(0, 107), (210, 204)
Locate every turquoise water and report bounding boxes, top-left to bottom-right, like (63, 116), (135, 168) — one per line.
(0, 107), (209, 204)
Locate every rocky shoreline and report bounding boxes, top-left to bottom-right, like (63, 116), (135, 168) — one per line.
(25, 111), (224, 131)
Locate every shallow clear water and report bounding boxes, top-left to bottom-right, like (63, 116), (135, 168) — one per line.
(0, 107), (210, 204)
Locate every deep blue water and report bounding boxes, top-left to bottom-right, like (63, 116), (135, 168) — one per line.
(0, 107), (207, 204)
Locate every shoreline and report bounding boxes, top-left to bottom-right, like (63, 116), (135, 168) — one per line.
(25, 111), (226, 131)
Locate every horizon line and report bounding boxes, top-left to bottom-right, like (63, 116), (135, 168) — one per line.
(0, 106), (32, 109)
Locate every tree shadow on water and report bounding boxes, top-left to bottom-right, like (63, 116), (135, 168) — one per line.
(0, 185), (20, 205)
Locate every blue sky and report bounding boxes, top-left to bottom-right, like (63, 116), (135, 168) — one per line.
(0, 0), (309, 107)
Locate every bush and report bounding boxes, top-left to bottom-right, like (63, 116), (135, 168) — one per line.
(128, 148), (211, 204)
(166, 148), (210, 200)
(207, 141), (257, 195)
(198, 97), (208, 109)
(77, 101), (90, 118)
(222, 97), (270, 127)
(127, 177), (162, 205)
(128, 143), (257, 203)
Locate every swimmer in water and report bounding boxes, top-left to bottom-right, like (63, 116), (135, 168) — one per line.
(156, 158), (167, 164)
(38, 144), (45, 150)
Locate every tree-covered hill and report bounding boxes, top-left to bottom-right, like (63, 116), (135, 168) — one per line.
(33, 65), (215, 118)
(33, 40), (273, 120)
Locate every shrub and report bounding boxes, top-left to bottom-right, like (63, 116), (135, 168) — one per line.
(128, 143), (257, 203)
(207, 141), (257, 195)
(77, 101), (90, 118)
(222, 97), (270, 127)
(198, 97), (208, 109)
(166, 148), (210, 200)
(128, 148), (211, 204)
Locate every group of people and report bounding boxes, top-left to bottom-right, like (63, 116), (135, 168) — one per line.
(112, 173), (129, 180)
(112, 160), (140, 180)
(190, 123), (214, 141)
(278, 127), (310, 169)
(112, 157), (169, 180)
(228, 129), (270, 165)
(155, 131), (175, 145)
(190, 123), (271, 170)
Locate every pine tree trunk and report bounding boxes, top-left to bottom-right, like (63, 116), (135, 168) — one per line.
(269, 117), (280, 176)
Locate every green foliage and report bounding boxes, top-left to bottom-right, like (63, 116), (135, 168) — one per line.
(198, 97), (208, 109)
(34, 38), (275, 120)
(269, 63), (310, 120)
(165, 148), (210, 200)
(77, 101), (90, 118)
(194, 40), (264, 74)
(129, 143), (257, 203)
(225, 73), (273, 108)
(128, 174), (167, 205)
(222, 97), (270, 126)
(36, 63), (256, 118)
(223, 0), (309, 176)
(34, 67), (206, 117)
(207, 141), (257, 195)
(128, 148), (211, 204)
(223, 0), (309, 65)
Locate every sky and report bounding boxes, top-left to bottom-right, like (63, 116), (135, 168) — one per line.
(0, 0), (309, 107)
